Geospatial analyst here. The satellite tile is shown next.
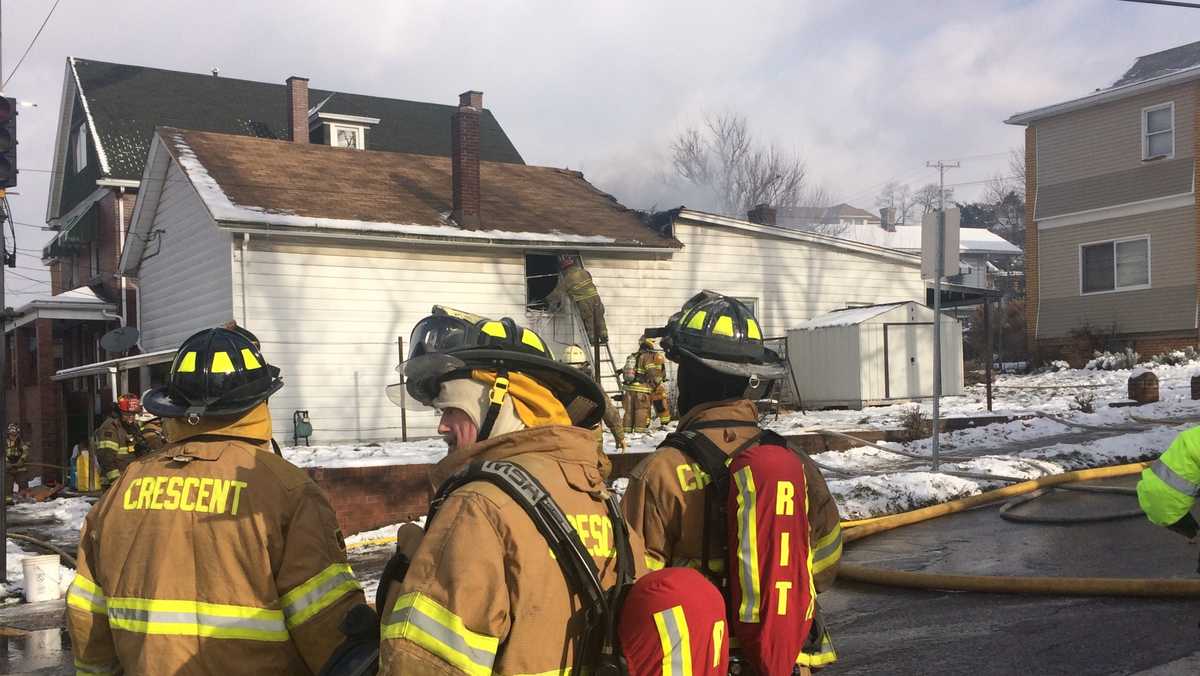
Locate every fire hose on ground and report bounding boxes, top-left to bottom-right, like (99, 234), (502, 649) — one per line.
(837, 461), (1200, 598)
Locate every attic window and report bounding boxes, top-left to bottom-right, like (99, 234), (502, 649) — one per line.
(72, 125), (87, 172)
(525, 253), (562, 309)
(330, 123), (365, 150)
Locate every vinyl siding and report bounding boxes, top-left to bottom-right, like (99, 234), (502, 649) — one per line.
(1035, 205), (1196, 338)
(139, 162), (234, 352)
(223, 218), (925, 443)
(667, 220), (927, 336)
(1036, 81), (1196, 187)
(234, 239), (528, 442)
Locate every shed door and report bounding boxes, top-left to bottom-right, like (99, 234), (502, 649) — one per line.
(886, 324), (933, 399)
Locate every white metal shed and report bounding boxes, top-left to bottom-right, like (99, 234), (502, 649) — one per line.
(786, 301), (963, 409)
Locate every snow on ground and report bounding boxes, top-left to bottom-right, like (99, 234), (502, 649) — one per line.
(823, 412), (1191, 519)
(275, 359), (1200, 525)
(284, 438), (449, 468)
(7, 496), (94, 541)
(1, 539), (74, 603)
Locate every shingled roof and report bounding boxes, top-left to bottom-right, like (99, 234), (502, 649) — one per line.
(1112, 40), (1200, 88)
(156, 128), (679, 249)
(71, 58), (525, 181)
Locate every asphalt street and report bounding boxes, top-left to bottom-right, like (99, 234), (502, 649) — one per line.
(825, 477), (1200, 675)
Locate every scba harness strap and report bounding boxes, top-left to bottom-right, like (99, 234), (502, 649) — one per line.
(430, 459), (636, 676)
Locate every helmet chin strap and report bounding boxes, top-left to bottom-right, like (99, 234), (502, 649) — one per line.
(477, 365), (510, 441)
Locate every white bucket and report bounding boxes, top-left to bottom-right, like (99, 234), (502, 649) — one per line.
(21, 555), (61, 603)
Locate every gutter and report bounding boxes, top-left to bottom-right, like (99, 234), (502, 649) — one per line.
(1006, 65), (1200, 125)
(213, 221), (682, 254)
(96, 178), (140, 189)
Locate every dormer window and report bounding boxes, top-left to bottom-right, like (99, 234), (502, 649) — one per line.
(331, 123), (364, 150)
(72, 124), (88, 172)
(309, 111), (380, 150)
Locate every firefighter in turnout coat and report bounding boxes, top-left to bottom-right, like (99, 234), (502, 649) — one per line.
(547, 255), (608, 345)
(5, 423), (29, 502)
(622, 337), (663, 435)
(561, 343), (628, 454)
(94, 394), (163, 489)
(67, 327), (365, 675)
(378, 312), (646, 675)
(621, 292), (843, 674)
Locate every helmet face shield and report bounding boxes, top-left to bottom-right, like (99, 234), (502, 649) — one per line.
(407, 315), (476, 362)
(399, 352), (470, 406)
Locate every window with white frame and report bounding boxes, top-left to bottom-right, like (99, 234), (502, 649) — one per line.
(1142, 102), (1174, 160)
(1080, 236), (1150, 294)
(72, 125), (88, 172)
(735, 297), (759, 317)
(329, 123), (365, 150)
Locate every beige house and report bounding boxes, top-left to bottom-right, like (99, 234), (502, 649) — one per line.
(1007, 41), (1200, 358)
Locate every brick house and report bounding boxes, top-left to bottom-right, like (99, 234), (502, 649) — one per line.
(7, 58), (525, 477)
(1007, 41), (1200, 361)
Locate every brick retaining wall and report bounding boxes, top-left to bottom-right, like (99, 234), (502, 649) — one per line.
(311, 415), (1026, 535)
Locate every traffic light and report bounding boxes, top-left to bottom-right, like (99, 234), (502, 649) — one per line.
(0, 98), (18, 188)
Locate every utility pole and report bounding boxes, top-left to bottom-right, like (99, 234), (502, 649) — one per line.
(925, 159), (958, 471)
(0, 0), (9, 586)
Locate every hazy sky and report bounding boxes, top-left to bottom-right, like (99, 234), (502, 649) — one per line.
(6, 0), (1200, 307)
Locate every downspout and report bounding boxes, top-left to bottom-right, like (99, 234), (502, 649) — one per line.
(240, 233), (250, 326)
(117, 188), (128, 328)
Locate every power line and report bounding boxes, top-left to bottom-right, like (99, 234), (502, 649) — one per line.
(1119, 0), (1200, 8)
(2, 0), (64, 89)
(5, 269), (47, 285)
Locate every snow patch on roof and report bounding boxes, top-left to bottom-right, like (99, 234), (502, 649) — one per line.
(69, 57), (111, 176)
(170, 131), (618, 244)
(794, 302), (908, 329)
(807, 223), (1022, 255)
(17, 286), (111, 310)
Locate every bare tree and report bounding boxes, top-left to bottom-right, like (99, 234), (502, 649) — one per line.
(981, 148), (1026, 248)
(1007, 148), (1026, 196)
(913, 182), (955, 216)
(671, 111), (821, 220)
(875, 181), (915, 224)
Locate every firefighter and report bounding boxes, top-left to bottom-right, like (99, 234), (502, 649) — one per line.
(4, 423), (29, 503)
(621, 292), (843, 674)
(547, 254), (608, 345)
(377, 312), (646, 675)
(561, 343), (628, 453)
(644, 338), (673, 424)
(67, 327), (366, 675)
(622, 337), (661, 435)
(94, 394), (162, 488)
(1137, 426), (1200, 539)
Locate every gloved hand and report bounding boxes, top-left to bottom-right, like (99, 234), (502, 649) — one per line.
(396, 523), (425, 560)
(615, 436), (628, 452)
(1166, 512), (1199, 541)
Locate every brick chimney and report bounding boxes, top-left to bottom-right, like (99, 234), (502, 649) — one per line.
(879, 207), (896, 232)
(452, 90), (483, 227)
(747, 203), (777, 226)
(286, 76), (309, 144)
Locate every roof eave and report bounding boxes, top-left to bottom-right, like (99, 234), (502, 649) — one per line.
(676, 209), (921, 265)
(1006, 65), (1200, 125)
(214, 220), (681, 254)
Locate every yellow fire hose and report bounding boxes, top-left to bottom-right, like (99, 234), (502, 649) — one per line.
(838, 461), (1200, 598)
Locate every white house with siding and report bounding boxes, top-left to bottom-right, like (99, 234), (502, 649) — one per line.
(118, 124), (925, 443)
